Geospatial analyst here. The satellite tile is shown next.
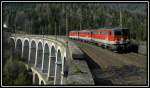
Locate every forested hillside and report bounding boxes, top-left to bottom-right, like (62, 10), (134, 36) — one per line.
(2, 2), (147, 41)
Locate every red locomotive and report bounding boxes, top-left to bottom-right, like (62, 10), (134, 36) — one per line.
(69, 27), (130, 52)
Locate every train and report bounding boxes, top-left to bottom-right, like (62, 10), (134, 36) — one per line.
(68, 27), (130, 52)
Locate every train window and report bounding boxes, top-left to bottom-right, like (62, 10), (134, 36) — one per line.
(114, 30), (122, 35)
(94, 32), (98, 34)
(101, 31), (108, 35)
(106, 32), (108, 35)
(97, 32), (99, 34)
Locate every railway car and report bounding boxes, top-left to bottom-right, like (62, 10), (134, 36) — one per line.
(68, 30), (79, 39)
(78, 30), (92, 42)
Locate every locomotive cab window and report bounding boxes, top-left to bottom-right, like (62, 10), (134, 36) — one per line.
(114, 30), (122, 35)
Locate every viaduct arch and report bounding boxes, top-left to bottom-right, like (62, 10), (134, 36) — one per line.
(8, 37), (67, 85)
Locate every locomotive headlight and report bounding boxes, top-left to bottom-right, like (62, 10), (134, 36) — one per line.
(121, 38), (123, 41)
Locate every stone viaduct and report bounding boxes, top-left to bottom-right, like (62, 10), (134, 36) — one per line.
(7, 34), (94, 85)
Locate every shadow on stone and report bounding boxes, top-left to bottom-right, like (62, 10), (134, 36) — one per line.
(83, 52), (113, 86)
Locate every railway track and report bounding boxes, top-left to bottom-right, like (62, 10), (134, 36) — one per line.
(74, 40), (146, 68)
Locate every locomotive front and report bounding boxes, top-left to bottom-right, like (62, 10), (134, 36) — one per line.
(110, 28), (130, 52)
